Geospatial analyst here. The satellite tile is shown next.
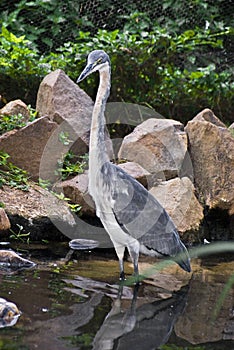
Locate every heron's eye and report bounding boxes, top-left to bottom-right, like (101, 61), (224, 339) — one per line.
(96, 57), (103, 64)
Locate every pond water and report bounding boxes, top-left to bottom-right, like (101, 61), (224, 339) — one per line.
(0, 242), (233, 350)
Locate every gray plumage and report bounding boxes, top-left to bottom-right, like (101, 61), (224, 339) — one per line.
(77, 50), (191, 281)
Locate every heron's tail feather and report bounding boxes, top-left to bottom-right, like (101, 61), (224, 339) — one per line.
(177, 255), (191, 272)
(174, 244), (191, 273)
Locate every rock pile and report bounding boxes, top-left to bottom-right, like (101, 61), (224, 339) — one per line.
(0, 70), (233, 241)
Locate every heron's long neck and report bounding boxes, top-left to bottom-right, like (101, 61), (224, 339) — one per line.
(89, 67), (111, 168)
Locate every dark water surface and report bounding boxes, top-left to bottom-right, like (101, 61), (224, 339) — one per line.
(0, 242), (233, 350)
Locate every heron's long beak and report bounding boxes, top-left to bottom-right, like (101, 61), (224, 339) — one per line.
(76, 64), (93, 83)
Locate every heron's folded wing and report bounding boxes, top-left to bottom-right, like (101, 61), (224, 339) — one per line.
(101, 162), (182, 257)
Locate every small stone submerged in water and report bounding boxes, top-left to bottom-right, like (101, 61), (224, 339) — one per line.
(0, 298), (21, 328)
(0, 249), (36, 270)
(69, 239), (100, 250)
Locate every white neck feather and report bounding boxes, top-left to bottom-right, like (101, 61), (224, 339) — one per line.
(89, 64), (111, 191)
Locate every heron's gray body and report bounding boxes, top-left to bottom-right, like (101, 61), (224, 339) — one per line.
(77, 50), (191, 279)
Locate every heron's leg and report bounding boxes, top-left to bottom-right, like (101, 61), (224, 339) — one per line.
(119, 259), (125, 281)
(131, 283), (140, 309)
(114, 244), (126, 281)
(127, 240), (140, 284)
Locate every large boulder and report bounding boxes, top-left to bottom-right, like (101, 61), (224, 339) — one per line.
(0, 117), (57, 180)
(150, 177), (204, 235)
(36, 69), (93, 130)
(36, 69), (93, 154)
(36, 69), (113, 161)
(185, 109), (234, 213)
(118, 118), (189, 180)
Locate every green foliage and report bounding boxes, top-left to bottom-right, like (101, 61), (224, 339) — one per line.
(56, 151), (88, 181)
(0, 105), (37, 135)
(52, 191), (82, 214)
(58, 131), (72, 146)
(0, 4), (233, 122)
(0, 113), (26, 134)
(0, 151), (29, 190)
(51, 17), (233, 121)
(38, 178), (52, 190)
(0, 26), (47, 78)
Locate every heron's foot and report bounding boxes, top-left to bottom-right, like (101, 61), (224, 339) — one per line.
(132, 273), (143, 286)
(119, 271), (126, 282)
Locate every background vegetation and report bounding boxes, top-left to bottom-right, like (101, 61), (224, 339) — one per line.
(0, 0), (233, 124)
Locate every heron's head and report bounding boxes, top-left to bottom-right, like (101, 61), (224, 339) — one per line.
(77, 50), (110, 83)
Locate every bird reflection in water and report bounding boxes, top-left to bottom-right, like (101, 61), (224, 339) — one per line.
(92, 284), (188, 350)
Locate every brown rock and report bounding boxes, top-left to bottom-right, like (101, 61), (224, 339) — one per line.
(1, 183), (74, 220)
(0, 184), (76, 240)
(118, 162), (151, 187)
(0, 117), (57, 180)
(0, 208), (11, 231)
(36, 69), (93, 156)
(36, 69), (113, 161)
(192, 108), (226, 127)
(118, 118), (188, 180)
(53, 171), (95, 216)
(185, 109), (234, 213)
(0, 99), (30, 122)
(150, 177), (204, 234)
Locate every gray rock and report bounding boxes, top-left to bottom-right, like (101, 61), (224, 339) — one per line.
(36, 69), (113, 174)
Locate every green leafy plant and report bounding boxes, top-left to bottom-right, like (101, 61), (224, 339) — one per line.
(38, 178), (52, 190)
(0, 26), (46, 78)
(9, 224), (30, 243)
(56, 151), (88, 181)
(0, 113), (26, 134)
(52, 191), (82, 214)
(0, 5), (233, 123)
(0, 105), (38, 135)
(0, 151), (29, 190)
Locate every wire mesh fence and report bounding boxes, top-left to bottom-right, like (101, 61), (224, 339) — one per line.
(1, 0), (233, 58)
